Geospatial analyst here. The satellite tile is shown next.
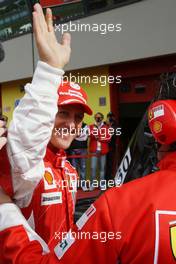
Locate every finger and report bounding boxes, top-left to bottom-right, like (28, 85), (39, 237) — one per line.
(0, 127), (6, 137)
(0, 137), (7, 150)
(33, 12), (41, 39)
(46, 8), (54, 33)
(61, 33), (71, 48)
(0, 120), (6, 128)
(33, 3), (47, 33)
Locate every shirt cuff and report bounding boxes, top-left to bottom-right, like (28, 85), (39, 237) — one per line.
(31, 61), (64, 96)
(0, 203), (26, 231)
(0, 203), (50, 253)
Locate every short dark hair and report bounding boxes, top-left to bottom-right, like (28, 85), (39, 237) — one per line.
(107, 112), (115, 118)
(94, 112), (104, 119)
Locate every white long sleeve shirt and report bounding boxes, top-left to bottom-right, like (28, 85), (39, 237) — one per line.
(7, 61), (64, 208)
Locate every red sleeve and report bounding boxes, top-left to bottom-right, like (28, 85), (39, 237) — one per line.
(0, 226), (58, 264)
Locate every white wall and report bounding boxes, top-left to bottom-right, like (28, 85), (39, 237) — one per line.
(0, 0), (176, 82)
(0, 34), (33, 82)
(63, 0), (176, 70)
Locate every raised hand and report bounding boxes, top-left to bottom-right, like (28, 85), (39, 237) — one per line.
(33, 3), (71, 69)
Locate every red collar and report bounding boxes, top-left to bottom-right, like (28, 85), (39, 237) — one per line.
(45, 145), (66, 168)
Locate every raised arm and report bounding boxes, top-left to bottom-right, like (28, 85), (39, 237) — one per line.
(7, 4), (71, 207)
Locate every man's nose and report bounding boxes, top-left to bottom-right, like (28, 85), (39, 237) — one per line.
(69, 120), (76, 128)
(65, 115), (76, 128)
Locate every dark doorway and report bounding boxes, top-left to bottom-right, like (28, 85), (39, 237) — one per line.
(119, 102), (150, 157)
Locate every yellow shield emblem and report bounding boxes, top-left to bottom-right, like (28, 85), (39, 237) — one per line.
(170, 225), (176, 259)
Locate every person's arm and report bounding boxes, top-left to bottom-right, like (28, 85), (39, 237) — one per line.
(0, 189), (119, 264)
(7, 62), (63, 207)
(0, 117), (56, 263)
(7, 4), (71, 208)
(0, 203), (58, 264)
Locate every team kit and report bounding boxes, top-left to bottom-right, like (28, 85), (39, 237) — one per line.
(0, 2), (176, 264)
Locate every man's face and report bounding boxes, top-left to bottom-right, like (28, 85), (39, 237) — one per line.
(95, 114), (103, 124)
(50, 104), (84, 150)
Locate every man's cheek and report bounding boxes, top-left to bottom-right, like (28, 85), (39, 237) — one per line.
(77, 122), (82, 129)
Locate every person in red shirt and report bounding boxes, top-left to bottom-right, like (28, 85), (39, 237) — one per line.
(8, 80), (92, 250)
(1, 3), (176, 264)
(5, 3), (92, 251)
(89, 112), (111, 190)
(2, 98), (176, 264)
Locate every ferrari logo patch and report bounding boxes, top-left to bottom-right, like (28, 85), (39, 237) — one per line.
(154, 210), (176, 264)
(148, 110), (153, 121)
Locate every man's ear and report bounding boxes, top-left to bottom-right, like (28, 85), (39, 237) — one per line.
(76, 122), (83, 136)
(77, 121), (82, 131)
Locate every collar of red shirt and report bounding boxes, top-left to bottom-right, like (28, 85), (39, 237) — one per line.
(45, 144), (66, 169)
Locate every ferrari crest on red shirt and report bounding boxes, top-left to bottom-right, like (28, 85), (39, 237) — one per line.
(154, 210), (176, 263)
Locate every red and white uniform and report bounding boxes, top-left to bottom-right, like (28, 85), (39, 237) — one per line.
(7, 61), (77, 249)
(89, 123), (111, 154)
(1, 151), (176, 263)
(21, 146), (77, 249)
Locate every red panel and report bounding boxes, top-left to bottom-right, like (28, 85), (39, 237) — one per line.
(118, 75), (160, 103)
(110, 55), (176, 78)
(109, 55), (176, 115)
(40, 0), (79, 7)
(40, 0), (64, 7)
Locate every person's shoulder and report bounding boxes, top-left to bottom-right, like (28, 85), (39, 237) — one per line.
(102, 122), (110, 128)
(104, 169), (176, 203)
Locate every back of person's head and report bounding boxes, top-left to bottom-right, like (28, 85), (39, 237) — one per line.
(148, 72), (176, 146)
(148, 100), (176, 145)
(107, 111), (114, 118)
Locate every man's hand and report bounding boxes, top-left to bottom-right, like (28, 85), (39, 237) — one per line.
(33, 4), (71, 69)
(0, 120), (7, 150)
(0, 187), (12, 204)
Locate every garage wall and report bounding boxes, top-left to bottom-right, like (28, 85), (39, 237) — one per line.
(0, 0), (176, 82)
